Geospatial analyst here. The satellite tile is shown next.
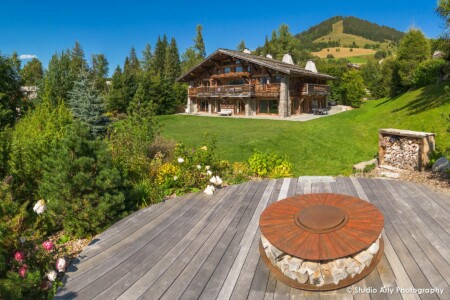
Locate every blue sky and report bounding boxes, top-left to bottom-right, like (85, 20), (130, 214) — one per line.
(0, 0), (443, 75)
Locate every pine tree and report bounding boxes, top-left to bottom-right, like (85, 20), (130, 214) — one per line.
(70, 41), (88, 76)
(39, 121), (126, 237)
(91, 54), (109, 94)
(236, 40), (246, 51)
(165, 37), (181, 81)
(194, 25), (206, 59)
(153, 35), (168, 77)
(108, 66), (126, 113)
(128, 83), (154, 118)
(141, 43), (153, 72)
(122, 55), (139, 108)
(128, 47), (141, 73)
(68, 71), (110, 137)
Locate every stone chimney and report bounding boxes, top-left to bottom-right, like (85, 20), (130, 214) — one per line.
(266, 54), (273, 59)
(282, 54), (294, 65)
(305, 60), (318, 73)
(243, 49), (251, 54)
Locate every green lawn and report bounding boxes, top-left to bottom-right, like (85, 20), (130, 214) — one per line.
(347, 55), (373, 64)
(158, 84), (450, 176)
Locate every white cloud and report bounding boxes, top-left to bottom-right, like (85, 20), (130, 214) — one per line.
(19, 54), (37, 60)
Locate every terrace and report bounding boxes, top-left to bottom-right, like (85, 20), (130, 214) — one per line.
(55, 177), (449, 299)
(188, 83), (330, 98)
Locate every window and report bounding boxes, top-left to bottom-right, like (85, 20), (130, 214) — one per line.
(259, 100), (278, 114)
(274, 76), (282, 83)
(236, 66), (243, 72)
(224, 67), (231, 73)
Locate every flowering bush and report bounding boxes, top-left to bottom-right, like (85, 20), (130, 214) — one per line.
(248, 151), (293, 178)
(0, 184), (67, 299)
(152, 134), (230, 196)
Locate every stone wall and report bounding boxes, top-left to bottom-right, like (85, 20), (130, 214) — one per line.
(261, 234), (381, 287)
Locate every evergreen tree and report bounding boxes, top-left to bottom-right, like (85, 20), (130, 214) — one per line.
(181, 47), (199, 73)
(122, 54), (139, 108)
(194, 25), (206, 59)
(68, 71), (110, 138)
(107, 66), (126, 113)
(21, 58), (43, 86)
(91, 54), (109, 94)
(39, 122), (126, 237)
(43, 51), (74, 104)
(153, 35), (168, 77)
(70, 41), (88, 76)
(128, 47), (141, 73)
(236, 40), (246, 51)
(128, 83), (154, 118)
(141, 43), (153, 72)
(181, 26), (207, 73)
(165, 37), (181, 81)
(396, 29), (430, 88)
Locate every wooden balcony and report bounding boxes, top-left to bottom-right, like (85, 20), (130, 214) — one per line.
(303, 84), (330, 95)
(188, 84), (281, 98)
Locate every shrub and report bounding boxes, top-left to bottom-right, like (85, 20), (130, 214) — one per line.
(9, 99), (73, 203)
(248, 151), (293, 178)
(363, 163), (376, 173)
(412, 59), (446, 87)
(427, 148), (445, 168)
(38, 122), (126, 238)
(0, 183), (66, 299)
(152, 134), (230, 196)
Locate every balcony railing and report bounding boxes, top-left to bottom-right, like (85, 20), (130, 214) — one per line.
(188, 84), (281, 98)
(188, 83), (330, 98)
(302, 84), (330, 95)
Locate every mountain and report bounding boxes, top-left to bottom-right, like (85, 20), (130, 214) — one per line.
(295, 16), (405, 52)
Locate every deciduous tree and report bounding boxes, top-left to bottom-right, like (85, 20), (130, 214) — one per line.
(21, 58), (43, 86)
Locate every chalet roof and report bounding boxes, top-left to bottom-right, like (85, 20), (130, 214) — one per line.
(177, 49), (335, 82)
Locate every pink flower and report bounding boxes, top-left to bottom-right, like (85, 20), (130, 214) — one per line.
(14, 251), (25, 262)
(42, 240), (54, 251)
(56, 258), (66, 272)
(19, 265), (28, 278)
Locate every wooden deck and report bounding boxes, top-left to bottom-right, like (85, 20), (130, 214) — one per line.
(55, 177), (450, 300)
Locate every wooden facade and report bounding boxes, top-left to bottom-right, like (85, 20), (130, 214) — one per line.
(177, 49), (334, 118)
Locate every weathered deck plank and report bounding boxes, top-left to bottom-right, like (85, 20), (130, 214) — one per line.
(56, 178), (450, 300)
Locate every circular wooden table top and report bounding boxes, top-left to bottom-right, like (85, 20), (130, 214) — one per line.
(259, 193), (384, 260)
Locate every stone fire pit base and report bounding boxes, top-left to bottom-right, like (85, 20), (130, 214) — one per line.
(259, 234), (384, 291)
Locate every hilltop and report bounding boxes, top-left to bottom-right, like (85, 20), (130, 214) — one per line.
(295, 16), (404, 52)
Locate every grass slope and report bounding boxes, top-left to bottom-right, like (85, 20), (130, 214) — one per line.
(312, 48), (375, 60)
(159, 84), (450, 176)
(313, 20), (392, 50)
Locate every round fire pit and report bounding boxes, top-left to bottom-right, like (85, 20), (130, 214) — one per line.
(259, 193), (384, 291)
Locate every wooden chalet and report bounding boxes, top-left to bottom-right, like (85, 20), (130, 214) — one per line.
(177, 49), (334, 118)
